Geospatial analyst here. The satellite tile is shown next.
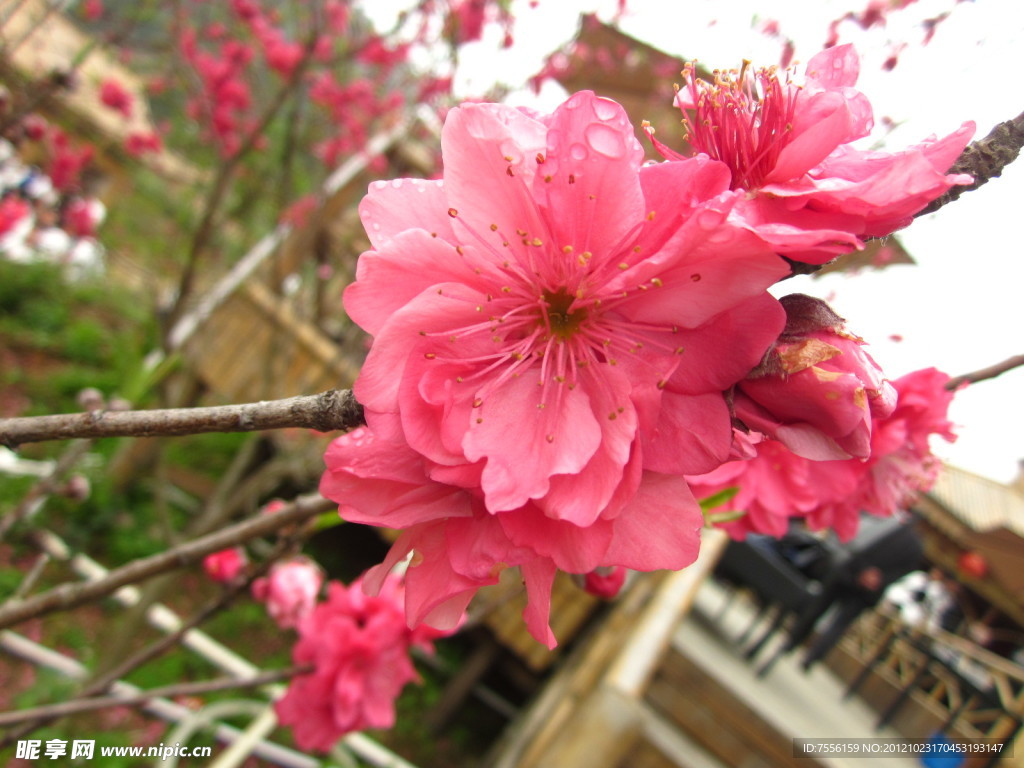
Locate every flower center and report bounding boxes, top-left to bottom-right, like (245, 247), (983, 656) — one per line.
(543, 289), (587, 340)
(680, 61), (797, 190)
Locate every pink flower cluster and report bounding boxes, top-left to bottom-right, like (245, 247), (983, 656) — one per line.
(275, 575), (447, 752)
(691, 367), (958, 542)
(322, 46), (971, 647)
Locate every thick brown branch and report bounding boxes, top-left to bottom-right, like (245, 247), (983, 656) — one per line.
(0, 390), (364, 449)
(0, 665), (311, 726)
(946, 353), (1024, 390)
(0, 494), (335, 630)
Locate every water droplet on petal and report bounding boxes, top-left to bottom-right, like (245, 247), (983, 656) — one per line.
(585, 123), (625, 159)
(391, 179), (403, 189)
(373, 180), (387, 190)
(592, 98), (619, 121)
(570, 143), (588, 161)
(696, 209), (722, 229)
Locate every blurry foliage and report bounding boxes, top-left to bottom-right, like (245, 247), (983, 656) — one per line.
(0, 260), (155, 416)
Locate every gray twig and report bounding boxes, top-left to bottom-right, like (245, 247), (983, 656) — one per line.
(0, 390), (364, 449)
(946, 353), (1024, 391)
(0, 494), (335, 630)
(0, 666), (312, 727)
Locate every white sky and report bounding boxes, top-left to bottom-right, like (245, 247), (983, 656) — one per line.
(361, 0), (1024, 485)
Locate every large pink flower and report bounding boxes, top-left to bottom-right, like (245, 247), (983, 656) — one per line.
(658, 45), (974, 263)
(345, 91), (787, 527)
(275, 576), (439, 752)
(735, 294), (896, 460)
(320, 427), (703, 647)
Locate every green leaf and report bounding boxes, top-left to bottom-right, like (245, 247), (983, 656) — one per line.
(698, 486), (740, 513)
(704, 509), (748, 525)
(313, 511), (343, 531)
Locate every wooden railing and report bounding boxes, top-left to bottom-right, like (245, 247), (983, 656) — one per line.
(842, 609), (1024, 766)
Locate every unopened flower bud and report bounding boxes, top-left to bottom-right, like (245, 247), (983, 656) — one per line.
(76, 387), (105, 411)
(737, 294), (896, 461)
(61, 474), (91, 501)
(203, 548), (247, 583)
(106, 397), (131, 412)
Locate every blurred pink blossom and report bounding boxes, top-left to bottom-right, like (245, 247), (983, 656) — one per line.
(275, 575), (449, 751)
(203, 548), (247, 583)
(252, 559), (323, 629)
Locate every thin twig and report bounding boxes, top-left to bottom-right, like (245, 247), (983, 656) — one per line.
(0, 517), (316, 747)
(0, 390), (364, 449)
(0, 439), (93, 540)
(11, 553), (50, 600)
(0, 494), (335, 630)
(0, 666), (312, 727)
(946, 353), (1024, 391)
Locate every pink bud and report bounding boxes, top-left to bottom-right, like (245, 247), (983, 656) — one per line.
(203, 548), (247, 583)
(737, 294), (896, 461)
(62, 474), (91, 502)
(77, 387), (105, 411)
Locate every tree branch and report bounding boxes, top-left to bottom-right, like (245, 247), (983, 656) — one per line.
(0, 390), (364, 449)
(0, 494), (335, 630)
(946, 353), (1024, 390)
(0, 666), (312, 727)
(0, 522), (311, 747)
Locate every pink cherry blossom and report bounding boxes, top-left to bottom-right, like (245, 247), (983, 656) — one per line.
(659, 45), (974, 264)
(735, 294), (896, 460)
(124, 131), (162, 156)
(321, 426), (704, 648)
(703, 367), (958, 541)
(252, 558), (323, 629)
(0, 197), (31, 236)
(345, 91), (788, 526)
(203, 548), (247, 583)
(845, 366), (957, 520)
(99, 78), (133, 119)
(275, 576), (443, 751)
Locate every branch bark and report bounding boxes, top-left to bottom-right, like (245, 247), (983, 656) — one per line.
(0, 666), (311, 726)
(946, 353), (1024, 390)
(0, 389), (364, 449)
(0, 494), (335, 630)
